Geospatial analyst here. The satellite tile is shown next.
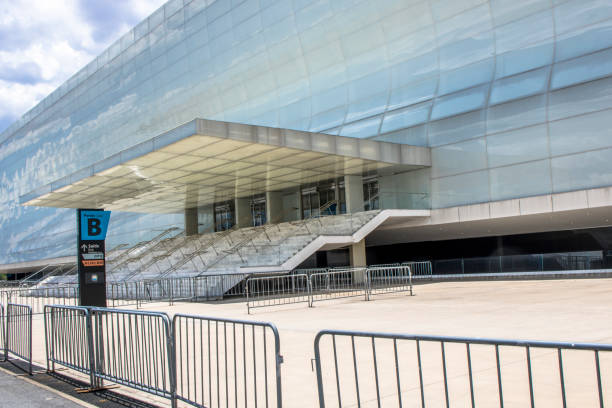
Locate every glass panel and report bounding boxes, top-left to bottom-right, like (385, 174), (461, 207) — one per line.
(431, 170), (490, 208)
(548, 76), (612, 122)
(549, 109), (612, 156)
(486, 94), (546, 134)
(428, 110), (486, 147)
(431, 84), (489, 121)
(489, 160), (552, 201)
(487, 124), (548, 167)
(551, 148), (612, 192)
(551, 47), (612, 90)
(489, 66), (549, 106)
(431, 138), (488, 178)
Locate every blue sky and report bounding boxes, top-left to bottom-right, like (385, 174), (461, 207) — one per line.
(0, 0), (167, 134)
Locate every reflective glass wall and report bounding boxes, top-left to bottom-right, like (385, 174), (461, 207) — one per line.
(1, 0), (612, 264)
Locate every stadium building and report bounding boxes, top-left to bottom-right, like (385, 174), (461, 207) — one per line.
(2, 0), (612, 281)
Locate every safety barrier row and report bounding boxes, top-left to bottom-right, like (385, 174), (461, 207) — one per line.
(2, 303), (33, 374)
(246, 265), (412, 313)
(314, 330), (612, 408)
(44, 305), (283, 408)
(0, 286), (77, 314)
(107, 273), (250, 308)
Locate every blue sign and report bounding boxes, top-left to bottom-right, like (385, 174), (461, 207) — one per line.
(80, 210), (111, 240)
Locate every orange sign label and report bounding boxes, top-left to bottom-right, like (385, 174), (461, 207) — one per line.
(82, 260), (104, 267)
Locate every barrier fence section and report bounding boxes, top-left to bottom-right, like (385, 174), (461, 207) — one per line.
(246, 274), (310, 313)
(0, 303), (5, 358)
(5, 303), (32, 374)
(402, 261), (432, 276)
(247, 266), (415, 312)
(44, 305), (95, 385)
(173, 314), (283, 408)
(314, 330), (612, 408)
(310, 268), (367, 304)
(107, 274), (250, 308)
(89, 308), (176, 402)
(366, 265), (412, 299)
(0, 286), (77, 314)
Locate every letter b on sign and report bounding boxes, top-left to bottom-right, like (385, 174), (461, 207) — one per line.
(88, 218), (101, 236)
(80, 210), (111, 240)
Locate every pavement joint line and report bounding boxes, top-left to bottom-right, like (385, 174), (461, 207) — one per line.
(0, 365), (98, 408)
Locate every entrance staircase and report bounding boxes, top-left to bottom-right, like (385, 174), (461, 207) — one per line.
(36, 209), (429, 287)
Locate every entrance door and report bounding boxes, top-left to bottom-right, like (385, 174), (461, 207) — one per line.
(214, 202), (235, 231)
(250, 196), (266, 226)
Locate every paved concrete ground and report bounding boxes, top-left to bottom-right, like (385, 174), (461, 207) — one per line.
(0, 364), (86, 408)
(25, 279), (612, 407)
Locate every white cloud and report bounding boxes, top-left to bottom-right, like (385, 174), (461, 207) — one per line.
(0, 0), (167, 133)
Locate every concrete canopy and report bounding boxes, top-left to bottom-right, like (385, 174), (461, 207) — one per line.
(20, 119), (430, 214)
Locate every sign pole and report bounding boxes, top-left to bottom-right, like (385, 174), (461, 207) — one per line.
(77, 209), (111, 307)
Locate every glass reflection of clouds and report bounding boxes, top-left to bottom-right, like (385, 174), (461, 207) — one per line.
(1, 0), (612, 263)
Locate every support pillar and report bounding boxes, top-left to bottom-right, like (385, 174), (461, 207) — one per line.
(345, 175), (364, 214)
(350, 238), (367, 283)
(235, 197), (251, 228)
(266, 191), (283, 224)
(184, 207), (198, 236)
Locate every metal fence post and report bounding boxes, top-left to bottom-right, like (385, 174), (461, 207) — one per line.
(308, 277), (313, 308)
(85, 308), (98, 389)
(408, 266), (413, 296)
(364, 268), (370, 301)
(246, 279), (251, 314)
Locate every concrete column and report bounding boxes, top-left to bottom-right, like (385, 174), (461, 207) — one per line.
(345, 175), (364, 214)
(350, 238), (367, 283)
(266, 191), (283, 224)
(184, 207), (198, 236)
(235, 197), (251, 228)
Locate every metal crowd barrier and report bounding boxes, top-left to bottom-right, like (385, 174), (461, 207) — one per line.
(44, 305), (95, 385)
(314, 329), (612, 408)
(402, 261), (432, 276)
(107, 273), (250, 308)
(0, 286), (78, 314)
(310, 268), (367, 304)
(43, 306), (284, 408)
(246, 274), (310, 314)
(173, 314), (283, 408)
(366, 265), (413, 299)
(247, 266), (413, 312)
(89, 308), (175, 402)
(5, 303), (32, 374)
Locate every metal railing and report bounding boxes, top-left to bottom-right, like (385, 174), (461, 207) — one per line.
(314, 329), (612, 408)
(173, 314), (283, 408)
(246, 274), (311, 313)
(5, 303), (32, 374)
(0, 285), (78, 314)
(402, 261), (432, 276)
(107, 273), (250, 308)
(44, 305), (95, 385)
(310, 269), (367, 304)
(0, 303), (5, 358)
(367, 265), (413, 298)
(89, 307), (176, 401)
(247, 266), (414, 312)
(42, 306), (284, 408)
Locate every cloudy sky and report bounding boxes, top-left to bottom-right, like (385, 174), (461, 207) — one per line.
(0, 0), (167, 134)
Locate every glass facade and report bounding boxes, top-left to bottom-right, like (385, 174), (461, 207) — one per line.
(1, 0), (612, 264)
